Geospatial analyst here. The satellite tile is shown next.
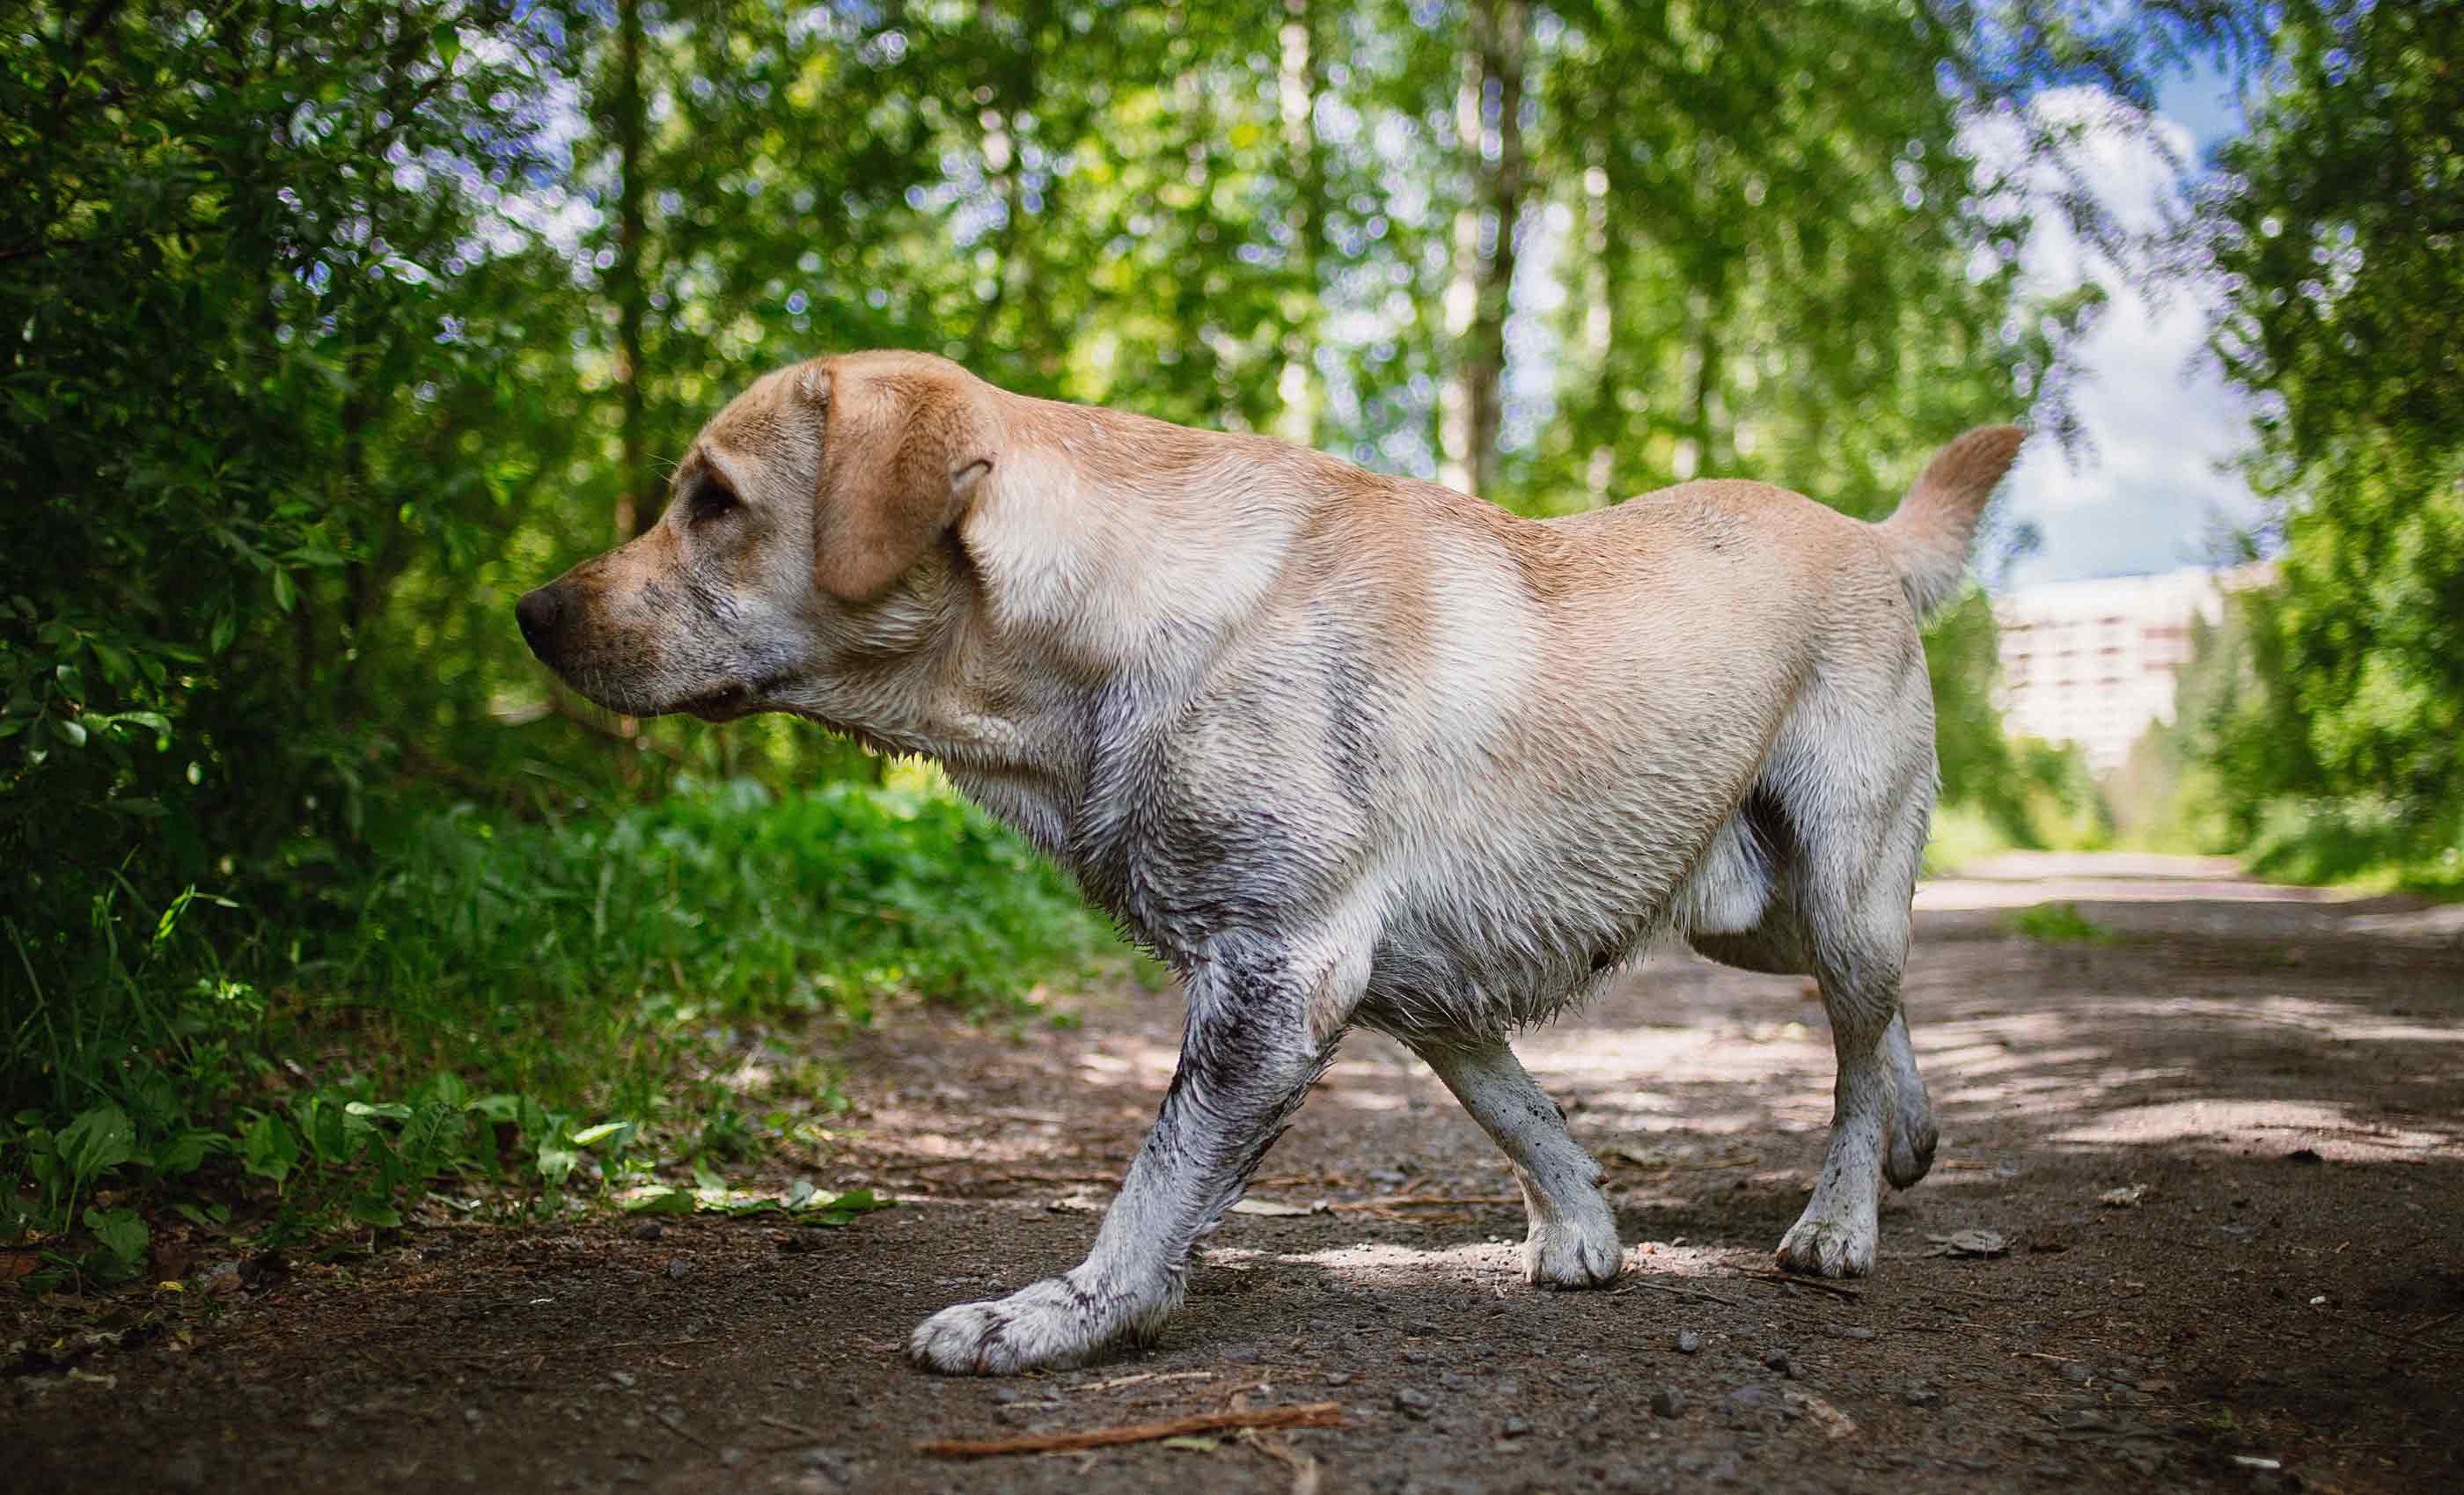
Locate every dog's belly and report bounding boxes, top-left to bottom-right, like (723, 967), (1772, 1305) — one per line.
(1346, 786), (1742, 1036)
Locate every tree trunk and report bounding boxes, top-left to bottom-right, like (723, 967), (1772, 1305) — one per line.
(1676, 282), (1724, 481)
(1582, 129), (1616, 506)
(609, 0), (653, 541)
(963, 0), (1046, 378)
(1439, 0), (1527, 498)
(1273, 0), (1329, 449)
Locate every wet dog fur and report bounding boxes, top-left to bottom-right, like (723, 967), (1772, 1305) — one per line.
(516, 349), (2025, 1374)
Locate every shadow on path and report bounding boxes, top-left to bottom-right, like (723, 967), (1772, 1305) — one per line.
(11, 854), (2461, 1495)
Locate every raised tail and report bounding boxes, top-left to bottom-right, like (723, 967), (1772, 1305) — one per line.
(1872, 425), (2027, 618)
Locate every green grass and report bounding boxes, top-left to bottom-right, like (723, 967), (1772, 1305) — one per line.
(2007, 900), (2117, 945)
(2242, 797), (2464, 898)
(3, 773), (1138, 1287)
(1922, 800), (2019, 877)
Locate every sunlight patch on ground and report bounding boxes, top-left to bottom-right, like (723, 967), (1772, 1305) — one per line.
(1940, 1063), (2191, 1111)
(2092, 993), (2464, 1046)
(2050, 1099), (2462, 1159)
(1076, 1039), (1181, 1088)
(859, 1119), (1067, 1165)
(1517, 1022), (1830, 1088)
(1916, 867), (2376, 911)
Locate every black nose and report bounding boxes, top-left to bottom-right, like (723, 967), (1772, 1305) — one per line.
(515, 586), (563, 655)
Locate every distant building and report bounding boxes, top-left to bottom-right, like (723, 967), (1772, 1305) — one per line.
(1991, 565), (2272, 771)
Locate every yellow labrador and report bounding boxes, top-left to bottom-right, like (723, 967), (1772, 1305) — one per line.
(517, 349), (2023, 1374)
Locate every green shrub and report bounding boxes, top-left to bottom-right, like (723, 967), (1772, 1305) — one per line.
(2007, 901), (2116, 945)
(3, 776), (1131, 1284)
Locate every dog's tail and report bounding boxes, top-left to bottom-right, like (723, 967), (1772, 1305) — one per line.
(1871, 425), (2027, 619)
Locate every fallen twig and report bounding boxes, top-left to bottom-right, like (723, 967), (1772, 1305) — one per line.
(2413, 1308), (2463, 1337)
(1324, 1193), (1522, 1212)
(1064, 1369), (1217, 1396)
(1615, 1278), (1748, 1309)
(1242, 1425), (1323, 1495)
(652, 1407), (715, 1452)
(1723, 1266), (1864, 1301)
(917, 1401), (1344, 1458)
(2342, 1314), (2464, 1359)
(758, 1414), (828, 1440)
(444, 1337), (709, 1359)
(1603, 1151), (1763, 1173)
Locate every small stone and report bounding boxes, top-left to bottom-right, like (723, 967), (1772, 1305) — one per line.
(718, 1447), (744, 1469)
(463, 1407), (483, 1425)
(2060, 1362), (2093, 1385)
(610, 1370), (636, 1389)
(1500, 1417), (1532, 1439)
(1393, 1387), (1435, 1419)
(1903, 1384), (1945, 1409)
(1323, 1372), (1353, 1388)
(1399, 1348), (1430, 1365)
(664, 1256), (692, 1281)
(1651, 1388), (1685, 1418)
(632, 1221), (664, 1242)
(1763, 1352), (1800, 1380)
(1831, 1325), (1876, 1340)
(304, 1409), (334, 1431)
(1674, 1330), (1701, 1354)
(797, 1448), (856, 1488)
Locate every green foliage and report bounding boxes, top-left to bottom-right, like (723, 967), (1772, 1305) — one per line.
(2155, 1), (2464, 886)
(2007, 901), (2116, 945)
(4, 778), (1126, 1279)
(2241, 798), (2464, 898)
(8, 0), (2235, 1275)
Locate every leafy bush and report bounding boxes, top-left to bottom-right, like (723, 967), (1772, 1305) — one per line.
(2007, 902), (2116, 946)
(4, 776), (1130, 1285)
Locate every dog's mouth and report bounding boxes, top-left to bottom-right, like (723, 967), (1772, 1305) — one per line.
(676, 671), (788, 722)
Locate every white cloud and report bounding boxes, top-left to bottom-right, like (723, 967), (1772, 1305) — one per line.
(1967, 88), (2269, 588)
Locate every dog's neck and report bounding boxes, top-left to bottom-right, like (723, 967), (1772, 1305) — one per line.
(862, 404), (1335, 866)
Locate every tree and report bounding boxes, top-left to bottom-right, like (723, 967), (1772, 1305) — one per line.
(2204, 0), (2464, 809)
(1437, 0), (1529, 496)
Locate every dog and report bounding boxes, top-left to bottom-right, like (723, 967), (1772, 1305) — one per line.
(517, 348), (2023, 1374)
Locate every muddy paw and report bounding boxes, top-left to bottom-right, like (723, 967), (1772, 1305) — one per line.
(1524, 1209), (1624, 1289)
(908, 1274), (1169, 1375)
(1775, 1213), (1876, 1279)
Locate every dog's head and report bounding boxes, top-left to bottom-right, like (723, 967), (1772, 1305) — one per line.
(516, 350), (998, 724)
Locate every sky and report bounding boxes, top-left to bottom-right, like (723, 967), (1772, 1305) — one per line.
(1991, 57), (2267, 590)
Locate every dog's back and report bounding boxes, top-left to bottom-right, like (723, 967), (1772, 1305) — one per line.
(1107, 440), (2013, 1041)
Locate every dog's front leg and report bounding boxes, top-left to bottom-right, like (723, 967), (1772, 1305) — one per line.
(908, 943), (1353, 1374)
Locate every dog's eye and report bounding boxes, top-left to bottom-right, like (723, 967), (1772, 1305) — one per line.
(689, 486), (740, 525)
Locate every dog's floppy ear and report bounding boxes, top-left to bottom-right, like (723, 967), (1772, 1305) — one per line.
(810, 358), (995, 604)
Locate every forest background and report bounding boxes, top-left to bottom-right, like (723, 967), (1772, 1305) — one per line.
(4, 0), (2456, 1283)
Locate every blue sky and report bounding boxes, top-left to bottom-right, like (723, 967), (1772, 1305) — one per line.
(1991, 57), (2268, 590)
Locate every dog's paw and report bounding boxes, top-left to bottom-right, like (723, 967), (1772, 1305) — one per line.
(1523, 1209), (1624, 1289)
(1884, 1110), (1939, 1191)
(907, 1275), (1159, 1376)
(1774, 1213), (1876, 1279)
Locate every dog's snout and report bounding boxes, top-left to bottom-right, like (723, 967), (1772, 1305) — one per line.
(515, 585), (564, 656)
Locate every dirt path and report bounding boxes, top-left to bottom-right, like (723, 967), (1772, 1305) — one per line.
(13, 854), (2463, 1494)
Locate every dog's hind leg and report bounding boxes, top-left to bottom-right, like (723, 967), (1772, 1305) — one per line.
(1411, 1036), (1622, 1288)
(1768, 741), (1939, 1279)
(1692, 811), (1936, 1195)
(1881, 1009), (1937, 1189)
(907, 935), (1360, 1374)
